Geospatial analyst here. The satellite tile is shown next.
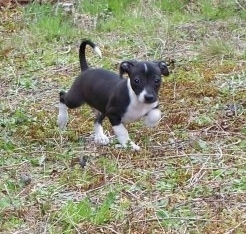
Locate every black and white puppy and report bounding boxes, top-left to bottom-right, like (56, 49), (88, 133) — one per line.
(57, 40), (169, 150)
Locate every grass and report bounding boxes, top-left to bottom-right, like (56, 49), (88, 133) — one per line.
(0, 0), (246, 233)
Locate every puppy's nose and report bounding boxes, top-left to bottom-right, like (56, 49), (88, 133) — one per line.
(144, 94), (156, 103)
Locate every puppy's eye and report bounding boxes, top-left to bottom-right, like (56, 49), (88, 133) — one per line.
(134, 78), (140, 84)
(154, 78), (161, 85)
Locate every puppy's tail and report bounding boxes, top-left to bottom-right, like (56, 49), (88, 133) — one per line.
(79, 39), (102, 71)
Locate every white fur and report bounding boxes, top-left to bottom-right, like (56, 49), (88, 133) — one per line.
(113, 124), (140, 151)
(57, 103), (68, 129)
(138, 88), (147, 103)
(144, 108), (161, 127)
(122, 79), (158, 123)
(94, 46), (102, 58)
(94, 122), (109, 145)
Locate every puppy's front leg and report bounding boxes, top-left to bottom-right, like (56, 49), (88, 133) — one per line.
(113, 124), (140, 151)
(93, 113), (109, 145)
(94, 122), (110, 145)
(57, 103), (69, 129)
(143, 108), (161, 127)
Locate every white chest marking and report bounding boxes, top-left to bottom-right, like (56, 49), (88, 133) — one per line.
(122, 79), (158, 123)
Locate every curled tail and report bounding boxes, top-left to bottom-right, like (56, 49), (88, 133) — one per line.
(79, 39), (102, 71)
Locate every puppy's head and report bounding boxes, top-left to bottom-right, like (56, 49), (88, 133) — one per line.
(120, 60), (169, 104)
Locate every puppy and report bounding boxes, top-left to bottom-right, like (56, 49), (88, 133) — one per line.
(57, 40), (169, 150)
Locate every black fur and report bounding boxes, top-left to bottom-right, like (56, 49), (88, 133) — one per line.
(79, 39), (97, 71)
(63, 68), (129, 126)
(59, 40), (130, 126)
(58, 39), (170, 147)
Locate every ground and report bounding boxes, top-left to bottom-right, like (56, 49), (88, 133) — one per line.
(0, 0), (246, 233)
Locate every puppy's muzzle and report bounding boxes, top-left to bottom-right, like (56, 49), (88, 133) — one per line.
(144, 93), (156, 103)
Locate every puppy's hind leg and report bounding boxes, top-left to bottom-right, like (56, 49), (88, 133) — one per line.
(57, 91), (69, 129)
(94, 112), (109, 145)
(57, 89), (86, 129)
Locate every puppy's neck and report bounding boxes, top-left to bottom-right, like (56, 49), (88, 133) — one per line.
(127, 78), (138, 102)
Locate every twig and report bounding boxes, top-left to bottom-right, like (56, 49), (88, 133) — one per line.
(132, 216), (221, 223)
(3, 184), (18, 214)
(189, 156), (210, 185)
(101, 226), (121, 234)
(224, 219), (246, 234)
(1, 160), (29, 169)
(235, 0), (246, 10)
(154, 211), (166, 233)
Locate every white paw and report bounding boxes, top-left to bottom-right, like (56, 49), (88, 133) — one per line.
(94, 123), (109, 145)
(94, 134), (110, 145)
(120, 141), (140, 151)
(113, 124), (141, 151)
(115, 141), (141, 151)
(144, 108), (161, 127)
(129, 141), (141, 151)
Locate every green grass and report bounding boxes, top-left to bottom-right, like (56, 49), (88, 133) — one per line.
(1, 0), (246, 233)
(24, 3), (77, 43)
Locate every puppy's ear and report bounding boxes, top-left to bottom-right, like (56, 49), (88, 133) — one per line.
(119, 60), (136, 78)
(157, 61), (169, 76)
